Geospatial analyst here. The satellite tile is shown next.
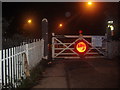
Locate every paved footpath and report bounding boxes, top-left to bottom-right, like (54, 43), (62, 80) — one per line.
(32, 58), (120, 88)
(32, 63), (67, 88)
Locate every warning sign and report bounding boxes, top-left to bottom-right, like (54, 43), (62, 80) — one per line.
(92, 36), (102, 47)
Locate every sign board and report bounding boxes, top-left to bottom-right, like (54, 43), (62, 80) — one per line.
(92, 36), (102, 47)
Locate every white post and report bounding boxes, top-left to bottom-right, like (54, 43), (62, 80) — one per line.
(41, 39), (44, 59)
(22, 45), (25, 79)
(3, 50), (5, 86)
(14, 47), (17, 87)
(39, 40), (41, 61)
(5, 49), (8, 85)
(8, 48), (11, 84)
(32, 39), (37, 67)
(52, 33), (55, 59)
(11, 48), (14, 86)
(39, 40), (42, 60)
(25, 44), (29, 66)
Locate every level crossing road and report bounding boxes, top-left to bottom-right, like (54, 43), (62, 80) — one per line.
(32, 58), (120, 88)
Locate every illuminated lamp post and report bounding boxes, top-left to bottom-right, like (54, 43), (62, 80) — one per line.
(107, 20), (114, 40)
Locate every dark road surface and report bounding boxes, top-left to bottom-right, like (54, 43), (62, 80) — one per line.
(64, 59), (120, 88)
(33, 58), (120, 88)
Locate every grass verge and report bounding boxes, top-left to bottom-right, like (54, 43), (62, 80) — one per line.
(19, 59), (52, 88)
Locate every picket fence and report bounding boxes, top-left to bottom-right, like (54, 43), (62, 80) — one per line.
(0, 39), (44, 88)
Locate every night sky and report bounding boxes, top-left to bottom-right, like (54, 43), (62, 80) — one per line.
(2, 2), (119, 38)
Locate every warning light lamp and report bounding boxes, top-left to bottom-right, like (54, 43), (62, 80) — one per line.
(76, 42), (86, 53)
(74, 40), (88, 55)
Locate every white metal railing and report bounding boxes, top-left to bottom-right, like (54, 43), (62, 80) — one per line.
(0, 39), (44, 88)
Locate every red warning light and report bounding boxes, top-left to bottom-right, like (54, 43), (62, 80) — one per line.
(76, 42), (86, 53)
(79, 30), (83, 34)
(74, 40), (88, 54)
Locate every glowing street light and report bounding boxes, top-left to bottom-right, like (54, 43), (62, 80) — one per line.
(27, 19), (32, 24)
(59, 24), (63, 27)
(107, 20), (114, 36)
(88, 1), (92, 6)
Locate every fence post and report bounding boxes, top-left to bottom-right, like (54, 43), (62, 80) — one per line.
(41, 39), (44, 59)
(52, 33), (55, 59)
(25, 44), (29, 65)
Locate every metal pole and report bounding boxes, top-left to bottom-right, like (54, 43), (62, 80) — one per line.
(42, 18), (48, 60)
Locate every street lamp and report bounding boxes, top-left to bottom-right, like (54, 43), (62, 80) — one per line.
(84, 1), (94, 12)
(27, 19), (32, 24)
(88, 1), (92, 6)
(107, 20), (114, 36)
(23, 19), (34, 31)
(59, 24), (63, 27)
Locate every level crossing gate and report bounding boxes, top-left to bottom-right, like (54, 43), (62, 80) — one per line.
(52, 33), (107, 59)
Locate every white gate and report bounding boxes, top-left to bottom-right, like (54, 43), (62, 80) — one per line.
(52, 33), (107, 59)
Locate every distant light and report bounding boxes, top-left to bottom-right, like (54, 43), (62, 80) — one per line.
(59, 24), (63, 27)
(28, 19), (32, 24)
(108, 21), (113, 24)
(107, 20), (114, 31)
(88, 1), (92, 5)
(108, 25), (114, 31)
(110, 26), (114, 31)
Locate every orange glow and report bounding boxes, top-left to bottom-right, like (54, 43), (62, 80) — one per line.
(88, 1), (92, 5)
(76, 42), (87, 53)
(59, 24), (63, 27)
(27, 19), (32, 24)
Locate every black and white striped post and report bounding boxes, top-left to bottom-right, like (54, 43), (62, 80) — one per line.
(42, 18), (48, 60)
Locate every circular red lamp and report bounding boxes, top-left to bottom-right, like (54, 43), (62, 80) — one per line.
(79, 30), (83, 34)
(74, 40), (88, 55)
